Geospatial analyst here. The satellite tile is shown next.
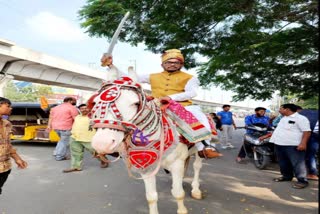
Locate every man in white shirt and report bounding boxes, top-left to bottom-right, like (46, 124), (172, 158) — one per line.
(270, 104), (311, 189)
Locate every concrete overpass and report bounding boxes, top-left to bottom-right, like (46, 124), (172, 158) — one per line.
(0, 38), (254, 112)
(0, 38), (105, 94)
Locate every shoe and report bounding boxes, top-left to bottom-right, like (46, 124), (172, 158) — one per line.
(273, 177), (292, 182)
(62, 168), (82, 173)
(100, 160), (109, 168)
(198, 148), (223, 159)
(221, 146), (229, 150)
(56, 156), (70, 161)
(227, 144), (234, 149)
(307, 174), (319, 181)
(292, 182), (308, 189)
(236, 157), (246, 164)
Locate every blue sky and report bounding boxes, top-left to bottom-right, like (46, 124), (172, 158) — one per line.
(0, 0), (272, 109)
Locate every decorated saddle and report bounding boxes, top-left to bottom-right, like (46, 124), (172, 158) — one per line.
(164, 100), (212, 143)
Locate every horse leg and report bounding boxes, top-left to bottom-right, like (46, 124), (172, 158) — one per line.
(191, 149), (203, 200)
(142, 175), (159, 214)
(171, 159), (188, 214)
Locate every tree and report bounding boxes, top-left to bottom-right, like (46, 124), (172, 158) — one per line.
(298, 96), (319, 109)
(4, 81), (53, 102)
(287, 94), (319, 109)
(79, 0), (318, 101)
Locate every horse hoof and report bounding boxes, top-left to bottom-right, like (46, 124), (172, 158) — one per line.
(177, 209), (188, 214)
(191, 192), (202, 200)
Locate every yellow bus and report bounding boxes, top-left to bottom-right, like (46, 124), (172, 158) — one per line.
(9, 102), (60, 143)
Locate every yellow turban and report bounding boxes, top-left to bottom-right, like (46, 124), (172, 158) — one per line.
(161, 49), (184, 63)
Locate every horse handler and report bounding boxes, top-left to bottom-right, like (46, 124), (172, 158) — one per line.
(63, 104), (108, 173)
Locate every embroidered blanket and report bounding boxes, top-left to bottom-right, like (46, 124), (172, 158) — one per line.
(165, 101), (212, 143)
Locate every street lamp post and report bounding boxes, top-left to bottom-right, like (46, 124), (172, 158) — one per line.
(129, 59), (137, 71)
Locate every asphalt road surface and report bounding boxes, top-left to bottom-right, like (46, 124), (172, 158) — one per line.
(0, 119), (318, 214)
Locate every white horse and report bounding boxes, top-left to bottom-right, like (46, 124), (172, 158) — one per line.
(89, 76), (206, 214)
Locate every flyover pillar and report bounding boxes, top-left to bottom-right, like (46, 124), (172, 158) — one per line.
(0, 74), (13, 97)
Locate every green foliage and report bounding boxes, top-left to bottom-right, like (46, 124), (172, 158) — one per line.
(4, 81), (53, 102)
(79, 0), (318, 101)
(288, 95), (319, 109)
(298, 97), (319, 110)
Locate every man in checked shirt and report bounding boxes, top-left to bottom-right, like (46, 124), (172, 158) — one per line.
(0, 97), (27, 195)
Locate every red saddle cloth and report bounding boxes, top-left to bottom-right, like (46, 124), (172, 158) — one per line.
(128, 115), (175, 171)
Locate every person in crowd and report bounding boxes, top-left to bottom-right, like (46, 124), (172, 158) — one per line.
(268, 113), (277, 126)
(299, 108), (319, 181)
(120, 49), (222, 158)
(63, 104), (109, 173)
(270, 104), (311, 189)
(272, 114), (283, 127)
(305, 120), (319, 180)
(0, 97), (28, 195)
(236, 107), (270, 163)
(272, 105), (288, 128)
(210, 112), (222, 131)
(47, 97), (79, 161)
(217, 105), (237, 149)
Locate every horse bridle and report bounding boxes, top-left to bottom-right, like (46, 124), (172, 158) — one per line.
(90, 77), (172, 179)
(90, 77), (147, 132)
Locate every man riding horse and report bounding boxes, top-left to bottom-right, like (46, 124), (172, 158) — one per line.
(101, 49), (222, 159)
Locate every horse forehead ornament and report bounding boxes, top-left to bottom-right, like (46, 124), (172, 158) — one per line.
(91, 76), (145, 131)
(90, 77), (177, 175)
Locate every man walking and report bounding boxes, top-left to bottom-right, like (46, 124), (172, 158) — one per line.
(271, 104), (311, 189)
(217, 105), (237, 149)
(63, 104), (108, 173)
(47, 97), (79, 161)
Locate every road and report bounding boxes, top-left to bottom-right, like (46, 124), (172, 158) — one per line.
(0, 119), (318, 214)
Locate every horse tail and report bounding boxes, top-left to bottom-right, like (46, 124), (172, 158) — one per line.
(184, 156), (191, 178)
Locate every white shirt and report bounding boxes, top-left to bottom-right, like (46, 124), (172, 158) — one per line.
(270, 112), (311, 146)
(313, 121), (319, 133)
(138, 73), (200, 101)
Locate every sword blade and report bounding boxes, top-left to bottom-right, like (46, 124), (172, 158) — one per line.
(107, 11), (130, 54)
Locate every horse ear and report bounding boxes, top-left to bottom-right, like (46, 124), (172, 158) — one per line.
(128, 66), (138, 82)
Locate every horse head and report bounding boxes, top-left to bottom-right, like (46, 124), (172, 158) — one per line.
(89, 77), (148, 154)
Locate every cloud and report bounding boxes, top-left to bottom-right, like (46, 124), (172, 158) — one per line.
(26, 11), (88, 42)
